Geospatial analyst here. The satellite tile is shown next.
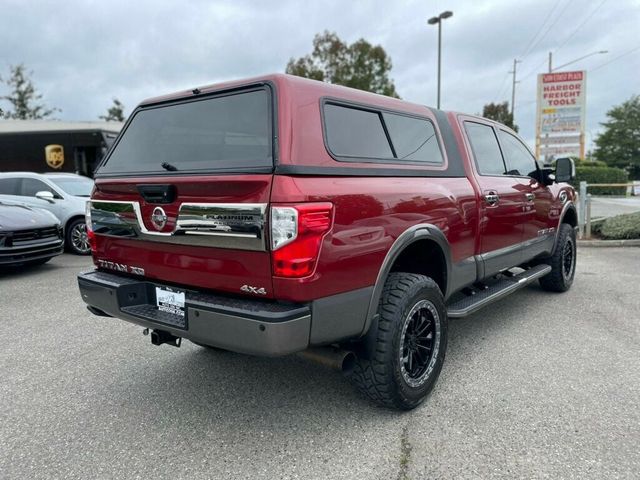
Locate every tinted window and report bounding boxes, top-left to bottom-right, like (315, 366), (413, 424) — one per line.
(21, 178), (56, 197)
(498, 130), (537, 177)
(383, 113), (443, 163)
(0, 178), (20, 195)
(324, 104), (393, 158)
(464, 122), (506, 176)
(100, 89), (272, 174)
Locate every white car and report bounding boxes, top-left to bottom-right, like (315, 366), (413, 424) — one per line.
(0, 172), (93, 254)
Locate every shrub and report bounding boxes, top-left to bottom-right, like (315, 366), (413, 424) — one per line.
(571, 166), (628, 195)
(599, 212), (640, 239)
(577, 160), (608, 168)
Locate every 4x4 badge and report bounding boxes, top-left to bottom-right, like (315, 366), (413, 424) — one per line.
(151, 207), (168, 230)
(241, 285), (267, 295)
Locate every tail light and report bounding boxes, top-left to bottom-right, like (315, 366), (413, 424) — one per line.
(271, 203), (333, 278)
(85, 201), (97, 255)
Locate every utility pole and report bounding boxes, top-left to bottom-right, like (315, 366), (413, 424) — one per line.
(548, 51), (552, 73)
(509, 58), (521, 118)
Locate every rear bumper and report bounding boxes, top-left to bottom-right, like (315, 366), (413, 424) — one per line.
(79, 270), (373, 356)
(78, 270), (313, 356)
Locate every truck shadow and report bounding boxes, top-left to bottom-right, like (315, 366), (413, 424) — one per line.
(445, 282), (562, 366)
(100, 342), (399, 439)
(91, 282), (562, 430)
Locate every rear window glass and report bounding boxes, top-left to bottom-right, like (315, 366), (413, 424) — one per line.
(99, 88), (272, 175)
(323, 103), (443, 164)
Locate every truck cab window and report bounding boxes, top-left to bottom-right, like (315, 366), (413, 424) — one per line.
(464, 122), (506, 176)
(498, 130), (538, 177)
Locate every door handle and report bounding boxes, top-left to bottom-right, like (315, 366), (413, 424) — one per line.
(525, 193), (535, 202)
(484, 193), (499, 206)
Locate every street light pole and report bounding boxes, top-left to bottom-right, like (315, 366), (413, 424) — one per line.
(428, 11), (453, 109)
(437, 20), (442, 108)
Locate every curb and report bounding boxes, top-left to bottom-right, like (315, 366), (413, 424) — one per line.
(577, 239), (640, 248)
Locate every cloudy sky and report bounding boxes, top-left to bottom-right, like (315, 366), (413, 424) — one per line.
(1, 0), (638, 149)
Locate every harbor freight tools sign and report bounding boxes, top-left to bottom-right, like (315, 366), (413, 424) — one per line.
(535, 70), (586, 159)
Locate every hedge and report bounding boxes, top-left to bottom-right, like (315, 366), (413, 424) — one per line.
(571, 166), (628, 195)
(598, 212), (640, 240)
(576, 160), (608, 168)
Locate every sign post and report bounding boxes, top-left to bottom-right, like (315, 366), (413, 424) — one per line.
(535, 70), (587, 162)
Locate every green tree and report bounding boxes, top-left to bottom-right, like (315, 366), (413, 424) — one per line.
(0, 64), (59, 119)
(99, 98), (126, 122)
(481, 101), (518, 131)
(286, 31), (400, 98)
(593, 95), (640, 179)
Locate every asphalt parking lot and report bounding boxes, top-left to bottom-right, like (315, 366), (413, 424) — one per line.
(1, 249), (639, 480)
(591, 196), (640, 218)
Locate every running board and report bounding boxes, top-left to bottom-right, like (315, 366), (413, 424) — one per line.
(447, 264), (552, 318)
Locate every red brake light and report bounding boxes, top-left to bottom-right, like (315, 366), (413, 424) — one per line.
(271, 203), (333, 278)
(87, 228), (97, 255)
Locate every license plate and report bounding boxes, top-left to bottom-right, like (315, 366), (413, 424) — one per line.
(155, 286), (185, 317)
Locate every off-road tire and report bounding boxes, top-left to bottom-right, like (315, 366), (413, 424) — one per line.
(348, 272), (448, 410)
(539, 223), (576, 292)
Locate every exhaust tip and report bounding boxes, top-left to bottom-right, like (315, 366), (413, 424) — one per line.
(341, 351), (356, 374)
(298, 347), (357, 373)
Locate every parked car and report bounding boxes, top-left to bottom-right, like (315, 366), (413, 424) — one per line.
(0, 172), (93, 255)
(0, 201), (64, 267)
(77, 74), (577, 409)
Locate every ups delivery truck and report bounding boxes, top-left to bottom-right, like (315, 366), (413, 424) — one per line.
(0, 121), (122, 178)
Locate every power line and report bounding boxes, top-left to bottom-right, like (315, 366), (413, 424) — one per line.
(520, 56), (548, 82)
(523, 0), (574, 60)
(493, 71), (511, 103)
(554, 0), (609, 54)
(520, 0), (564, 60)
(512, 0), (610, 85)
(591, 45), (640, 72)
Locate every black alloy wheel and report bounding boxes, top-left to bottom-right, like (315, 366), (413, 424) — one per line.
(539, 223), (576, 292)
(399, 299), (440, 388)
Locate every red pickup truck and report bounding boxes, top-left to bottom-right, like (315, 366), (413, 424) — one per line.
(78, 74), (577, 409)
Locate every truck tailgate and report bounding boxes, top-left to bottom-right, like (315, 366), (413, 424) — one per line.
(89, 175), (275, 298)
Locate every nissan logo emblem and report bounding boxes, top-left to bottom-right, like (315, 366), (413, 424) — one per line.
(151, 207), (168, 230)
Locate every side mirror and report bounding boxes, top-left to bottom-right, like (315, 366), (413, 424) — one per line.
(35, 191), (55, 203)
(554, 157), (575, 183)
